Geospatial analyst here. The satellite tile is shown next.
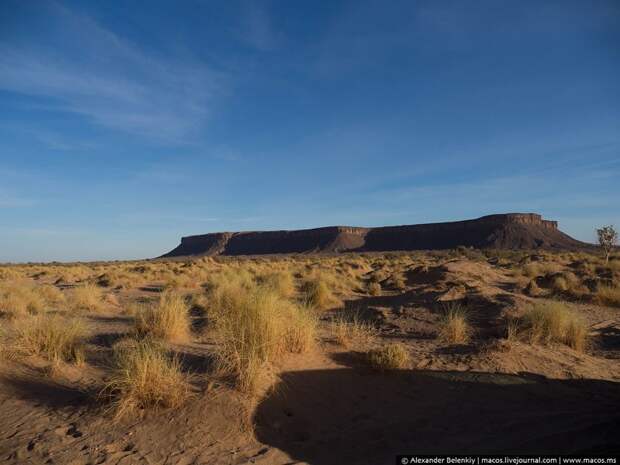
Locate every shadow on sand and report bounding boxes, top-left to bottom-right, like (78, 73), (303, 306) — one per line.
(254, 366), (620, 465)
(1, 374), (94, 409)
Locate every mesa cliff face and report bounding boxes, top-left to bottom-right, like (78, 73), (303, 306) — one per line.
(160, 213), (587, 258)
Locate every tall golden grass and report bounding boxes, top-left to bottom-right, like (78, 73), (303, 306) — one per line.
(0, 281), (47, 319)
(13, 314), (85, 365)
(258, 270), (296, 298)
(437, 302), (471, 344)
(596, 284), (620, 308)
(210, 281), (316, 393)
(134, 291), (190, 343)
(300, 275), (336, 309)
(69, 283), (103, 313)
(102, 338), (189, 418)
(521, 301), (588, 352)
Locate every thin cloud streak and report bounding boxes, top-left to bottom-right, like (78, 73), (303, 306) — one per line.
(0, 2), (226, 143)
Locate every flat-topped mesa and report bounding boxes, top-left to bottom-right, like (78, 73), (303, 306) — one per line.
(482, 213), (558, 229)
(159, 213), (584, 258)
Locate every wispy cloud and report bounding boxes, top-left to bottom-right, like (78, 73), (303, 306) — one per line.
(0, 194), (34, 208)
(0, 2), (226, 143)
(237, 2), (277, 51)
(0, 123), (97, 151)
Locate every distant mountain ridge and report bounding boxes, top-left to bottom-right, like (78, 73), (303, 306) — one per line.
(160, 213), (588, 258)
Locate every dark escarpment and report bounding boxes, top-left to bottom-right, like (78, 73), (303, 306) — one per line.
(160, 213), (588, 258)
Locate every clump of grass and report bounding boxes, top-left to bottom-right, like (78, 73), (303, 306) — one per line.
(551, 271), (582, 294)
(551, 275), (569, 292)
(205, 268), (255, 309)
(103, 338), (189, 418)
(37, 284), (66, 305)
(0, 281), (46, 319)
(211, 285), (316, 393)
(258, 270), (296, 298)
(596, 284), (620, 308)
(367, 343), (410, 370)
(69, 283), (103, 313)
(524, 279), (543, 297)
(367, 281), (381, 296)
(135, 291), (190, 343)
(165, 273), (199, 290)
(521, 301), (588, 352)
(331, 313), (377, 348)
(14, 314), (85, 365)
(283, 304), (318, 354)
(386, 273), (407, 291)
(506, 318), (519, 342)
(300, 275), (336, 310)
(606, 261), (620, 273)
(437, 303), (471, 344)
(522, 262), (562, 279)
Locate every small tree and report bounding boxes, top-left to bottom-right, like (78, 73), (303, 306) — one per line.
(596, 225), (617, 264)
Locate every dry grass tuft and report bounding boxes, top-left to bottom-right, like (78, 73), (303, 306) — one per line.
(37, 284), (66, 305)
(258, 270), (296, 298)
(69, 283), (103, 313)
(135, 291), (190, 343)
(437, 303), (471, 344)
(300, 275), (336, 309)
(521, 301), (588, 352)
(331, 313), (377, 348)
(283, 304), (318, 354)
(367, 281), (381, 296)
(0, 281), (47, 319)
(14, 314), (85, 365)
(596, 284), (620, 308)
(524, 279), (543, 296)
(522, 262), (562, 279)
(367, 343), (410, 370)
(211, 284), (316, 393)
(103, 338), (189, 418)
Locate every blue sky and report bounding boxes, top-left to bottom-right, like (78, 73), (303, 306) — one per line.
(1, 0), (619, 262)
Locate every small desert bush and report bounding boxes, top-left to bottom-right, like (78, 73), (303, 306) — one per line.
(135, 291), (190, 343)
(596, 284), (620, 308)
(211, 286), (316, 393)
(437, 303), (471, 344)
(300, 275), (336, 310)
(367, 343), (410, 370)
(521, 301), (588, 351)
(14, 314), (85, 364)
(69, 283), (103, 313)
(103, 339), (189, 418)
(331, 313), (377, 348)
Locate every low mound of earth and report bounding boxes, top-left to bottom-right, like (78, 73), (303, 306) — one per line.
(161, 213), (588, 258)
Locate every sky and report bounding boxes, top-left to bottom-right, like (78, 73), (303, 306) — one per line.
(0, 0), (619, 262)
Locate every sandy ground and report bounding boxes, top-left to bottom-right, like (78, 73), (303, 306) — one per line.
(1, 256), (619, 464)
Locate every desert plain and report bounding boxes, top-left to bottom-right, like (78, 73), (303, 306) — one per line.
(0, 248), (619, 464)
